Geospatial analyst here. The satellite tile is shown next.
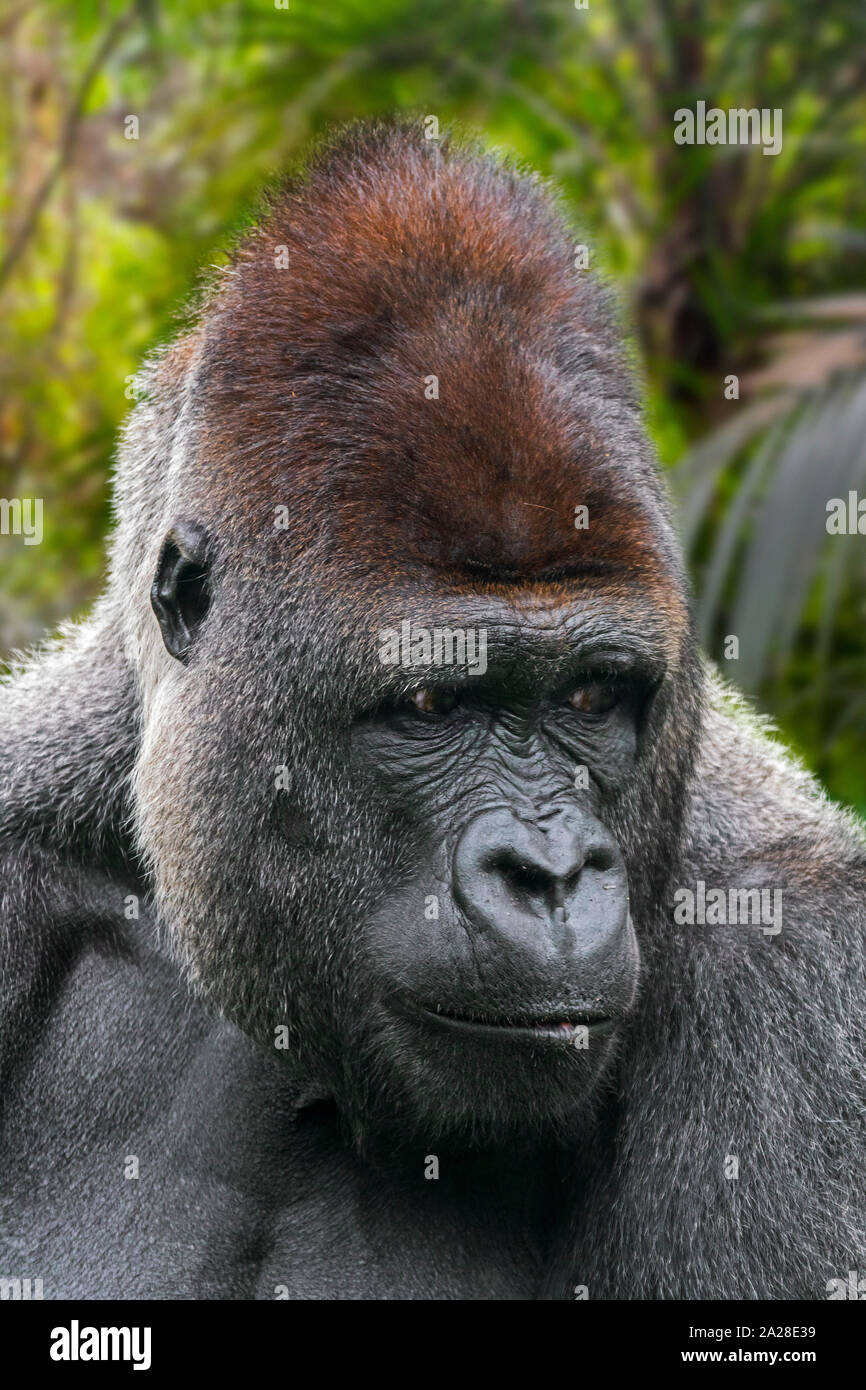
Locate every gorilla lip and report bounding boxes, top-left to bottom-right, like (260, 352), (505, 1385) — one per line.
(394, 997), (614, 1044)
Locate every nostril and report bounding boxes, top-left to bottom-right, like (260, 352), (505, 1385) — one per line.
(487, 852), (555, 905)
(585, 845), (617, 874)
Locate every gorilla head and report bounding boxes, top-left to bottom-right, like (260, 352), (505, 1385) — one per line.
(124, 125), (702, 1153)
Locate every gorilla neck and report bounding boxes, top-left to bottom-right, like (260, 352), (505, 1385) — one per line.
(300, 1092), (602, 1267)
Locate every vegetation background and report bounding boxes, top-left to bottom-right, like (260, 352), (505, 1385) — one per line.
(2, 0), (865, 811)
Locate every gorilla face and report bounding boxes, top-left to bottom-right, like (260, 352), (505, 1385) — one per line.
(145, 523), (684, 1152)
(350, 596), (652, 1144)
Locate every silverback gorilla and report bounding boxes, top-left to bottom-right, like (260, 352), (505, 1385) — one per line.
(1, 124), (864, 1301)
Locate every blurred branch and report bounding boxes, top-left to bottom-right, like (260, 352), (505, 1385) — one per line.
(0, 2), (33, 41)
(0, 4), (137, 294)
(49, 172), (79, 345)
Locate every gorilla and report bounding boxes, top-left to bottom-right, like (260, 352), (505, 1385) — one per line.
(1, 123), (863, 1301)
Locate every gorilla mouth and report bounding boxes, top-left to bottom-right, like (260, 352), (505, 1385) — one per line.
(394, 996), (614, 1044)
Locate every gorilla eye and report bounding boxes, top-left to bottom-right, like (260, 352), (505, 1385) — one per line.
(568, 682), (619, 716)
(410, 687), (459, 716)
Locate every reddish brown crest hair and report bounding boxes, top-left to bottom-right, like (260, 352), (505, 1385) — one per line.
(164, 122), (685, 616)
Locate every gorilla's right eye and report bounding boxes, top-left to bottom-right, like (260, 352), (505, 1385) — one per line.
(568, 681), (621, 716)
(409, 687), (459, 716)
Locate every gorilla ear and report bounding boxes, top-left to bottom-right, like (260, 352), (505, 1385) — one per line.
(150, 520), (212, 664)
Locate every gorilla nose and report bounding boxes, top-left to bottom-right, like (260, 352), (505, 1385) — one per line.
(452, 807), (628, 964)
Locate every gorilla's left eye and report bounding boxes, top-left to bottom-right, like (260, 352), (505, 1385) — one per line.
(410, 687), (459, 716)
(568, 682), (620, 716)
